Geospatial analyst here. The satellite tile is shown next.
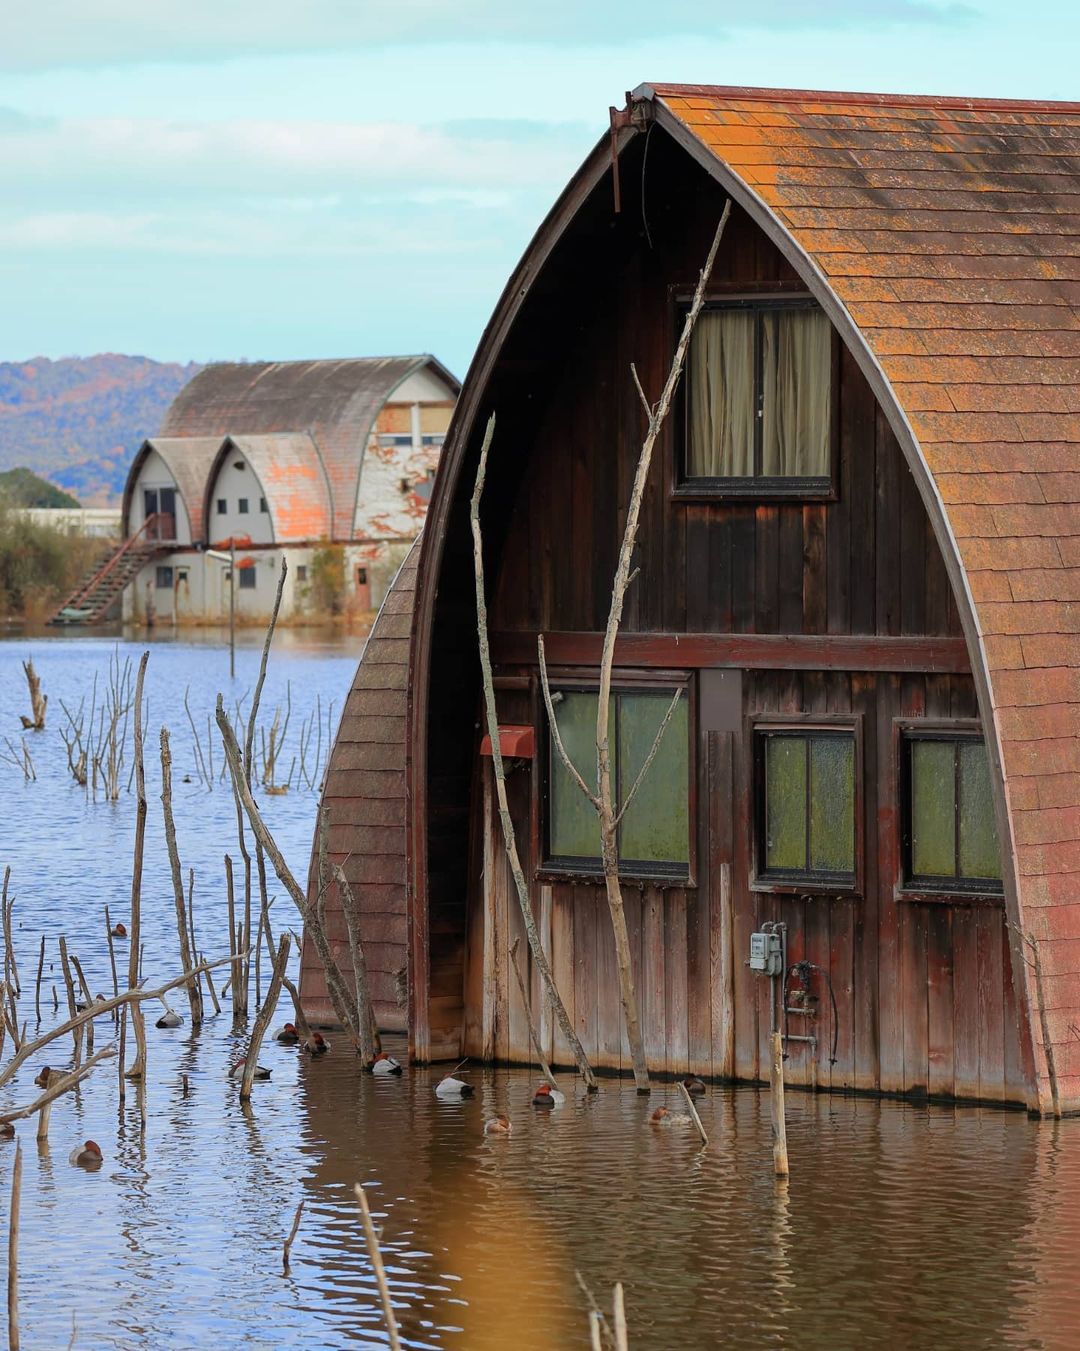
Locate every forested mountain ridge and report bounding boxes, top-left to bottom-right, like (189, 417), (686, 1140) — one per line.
(0, 355), (201, 504)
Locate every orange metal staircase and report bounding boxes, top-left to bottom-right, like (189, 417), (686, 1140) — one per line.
(48, 513), (172, 626)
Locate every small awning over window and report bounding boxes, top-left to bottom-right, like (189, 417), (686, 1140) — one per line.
(480, 725), (535, 759)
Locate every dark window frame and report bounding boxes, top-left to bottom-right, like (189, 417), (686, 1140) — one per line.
(259, 497), (268, 514)
(155, 565), (174, 590)
(671, 289), (840, 503)
(238, 567), (257, 590)
(536, 668), (697, 887)
(895, 719), (1004, 904)
(237, 498), (250, 515)
(750, 713), (864, 897)
(216, 498), (227, 515)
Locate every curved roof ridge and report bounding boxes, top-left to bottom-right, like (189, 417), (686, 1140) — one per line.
(640, 82), (1080, 115)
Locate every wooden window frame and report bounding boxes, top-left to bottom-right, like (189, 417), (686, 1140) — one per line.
(535, 667), (697, 887)
(894, 718), (1005, 905)
(670, 289), (840, 504)
(749, 713), (864, 898)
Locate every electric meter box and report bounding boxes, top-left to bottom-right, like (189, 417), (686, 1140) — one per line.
(749, 931), (784, 976)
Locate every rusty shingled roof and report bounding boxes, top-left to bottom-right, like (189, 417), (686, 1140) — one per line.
(216, 434), (332, 543)
(161, 357), (458, 539)
(123, 437), (223, 544)
(299, 538), (419, 1030)
(643, 82), (1080, 1101)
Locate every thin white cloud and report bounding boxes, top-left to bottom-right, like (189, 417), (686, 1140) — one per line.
(4, 0), (974, 72)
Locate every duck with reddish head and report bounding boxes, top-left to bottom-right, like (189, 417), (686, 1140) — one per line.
(532, 1083), (566, 1109)
(371, 1052), (402, 1076)
(274, 1023), (300, 1045)
(483, 1114), (512, 1136)
(70, 1140), (103, 1168)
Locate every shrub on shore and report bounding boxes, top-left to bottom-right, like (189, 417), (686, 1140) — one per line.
(0, 497), (105, 621)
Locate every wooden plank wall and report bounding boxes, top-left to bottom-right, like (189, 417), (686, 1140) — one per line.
(428, 130), (1027, 1101)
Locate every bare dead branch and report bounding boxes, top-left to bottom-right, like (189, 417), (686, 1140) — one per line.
(613, 686), (683, 827)
(538, 635), (599, 808)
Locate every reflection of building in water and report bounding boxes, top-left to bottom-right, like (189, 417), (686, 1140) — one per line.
(50, 356), (458, 627)
(303, 84), (1080, 1117)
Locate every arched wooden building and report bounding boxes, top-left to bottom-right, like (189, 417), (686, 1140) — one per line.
(303, 85), (1080, 1114)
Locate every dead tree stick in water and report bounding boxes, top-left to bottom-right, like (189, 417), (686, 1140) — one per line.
(0, 953), (236, 1093)
(678, 1080), (708, 1147)
(0, 1046), (117, 1134)
(160, 728), (203, 1027)
(19, 659), (46, 731)
(201, 954), (221, 1016)
(239, 933), (289, 1102)
(470, 414), (596, 1090)
(1, 874), (18, 998)
(225, 855), (243, 1022)
(262, 908), (315, 1049)
(217, 703), (362, 1049)
(509, 939), (557, 1091)
(57, 939), (80, 1059)
(8, 1142), (20, 1351)
(282, 1199), (305, 1273)
(334, 863), (379, 1065)
(33, 938), (43, 1025)
(68, 954), (96, 1056)
(353, 1184), (402, 1351)
(125, 652), (150, 1082)
(103, 907), (120, 1030)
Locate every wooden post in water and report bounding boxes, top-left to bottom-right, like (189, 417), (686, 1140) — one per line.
(769, 1030), (789, 1179)
(7, 1142), (20, 1351)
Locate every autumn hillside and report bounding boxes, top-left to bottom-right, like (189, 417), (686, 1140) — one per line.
(0, 355), (202, 505)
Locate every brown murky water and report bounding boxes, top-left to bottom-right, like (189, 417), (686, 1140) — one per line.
(2, 637), (1080, 1349)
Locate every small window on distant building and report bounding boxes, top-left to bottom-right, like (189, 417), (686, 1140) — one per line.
(259, 497), (268, 513)
(234, 461), (245, 471)
(356, 567), (368, 586)
(296, 565), (308, 583)
(238, 568), (256, 590)
(217, 498), (227, 515)
(155, 566), (174, 589)
(177, 568), (189, 585)
(237, 498), (249, 515)
(400, 478), (411, 493)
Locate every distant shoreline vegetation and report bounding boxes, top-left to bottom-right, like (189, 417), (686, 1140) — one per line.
(0, 472), (105, 622)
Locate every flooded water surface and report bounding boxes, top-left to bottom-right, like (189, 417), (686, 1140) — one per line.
(1, 634), (1080, 1349)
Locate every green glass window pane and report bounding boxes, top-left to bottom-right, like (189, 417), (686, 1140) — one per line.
(911, 740), (956, 878)
(765, 736), (807, 871)
(549, 691), (603, 860)
(959, 741), (1001, 881)
(618, 692), (689, 865)
(809, 736), (855, 874)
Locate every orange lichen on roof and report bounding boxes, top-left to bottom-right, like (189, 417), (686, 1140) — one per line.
(647, 82), (1080, 1104)
(222, 434), (332, 542)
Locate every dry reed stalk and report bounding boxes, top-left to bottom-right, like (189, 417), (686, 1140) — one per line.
(239, 933), (289, 1102)
(33, 938), (43, 1026)
(0, 953), (235, 1094)
(282, 1199), (305, 1273)
(353, 1184), (402, 1351)
(103, 906), (119, 1014)
(1, 874), (18, 997)
(508, 938), (557, 1091)
(125, 652), (149, 1082)
(19, 659), (46, 731)
(224, 855), (243, 1022)
(678, 1081), (708, 1147)
(333, 863), (379, 1065)
(8, 1141), (20, 1351)
(217, 704), (362, 1048)
(612, 1284), (628, 1351)
(201, 954), (221, 1016)
(68, 954), (96, 1056)
(469, 414), (596, 1090)
(160, 728), (203, 1027)
(57, 938), (80, 1058)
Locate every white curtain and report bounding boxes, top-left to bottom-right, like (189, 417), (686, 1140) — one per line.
(761, 309), (831, 477)
(687, 310), (755, 477)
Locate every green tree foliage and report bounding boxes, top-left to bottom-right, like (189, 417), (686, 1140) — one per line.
(308, 543), (346, 615)
(0, 497), (103, 619)
(0, 467), (80, 508)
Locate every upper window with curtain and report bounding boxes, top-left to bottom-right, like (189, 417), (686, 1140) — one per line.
(678, 298), (835, 498)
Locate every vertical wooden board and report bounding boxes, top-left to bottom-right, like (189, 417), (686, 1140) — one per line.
(824, 901), (855, 1091)
(710, 507), (733, 634)
(875, 674), (903, 1093)
(551, 886), (577, 1069)
(755, 505), (780, 633)
(686, 882), (712, 1076)
(977, 906), (1006, 1103)
(494, 838), (511, 1066)
(731, 703), (760, 1080)
(665, 891), (690, 1077)
(1002, 920), (1028, 1103)
(538, 884), (554, 1063)
(874, 404), (901, 637)
(784, 896), (816, 1090)
(846, 348), (877, 636)
(624, 890), (644, 1072)
(951, 906), (981, 1100)
(900, 901), (929, 1097)
(506, 874), (530, 1066)
(685, 506), (711, 631)
(777, 506), (804, 633)
(730, 508), (756, 634)
(898, 455), (927, 636)
(595, 892), (623, 1073)
(828, 354), (854, 635)
(803, 503), (828, 634)
(708, 733), (736, 1079)
(643, 889), (667, 1077)
(926, 905), (955, 1100)
(574, 885), (599, 1067)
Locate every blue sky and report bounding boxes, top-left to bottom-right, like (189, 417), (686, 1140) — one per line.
(1, 1), (1077, 380)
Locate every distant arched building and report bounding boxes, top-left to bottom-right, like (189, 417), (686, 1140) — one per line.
(55, 355), (458, 625)
(302, 84), (1080, 1116)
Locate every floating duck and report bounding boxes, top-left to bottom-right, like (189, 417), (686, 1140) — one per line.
(371, 1053), (402, 1077)
(650, 1107), (693, 1127)
(33, 1067), (52, 1089)
(532, 1083), (566, 1109)
(75, 994), (107, 1013)
(434, 1075), (474, 1100)
(111, 923), (127, 939)
(484, 1114), (512, 1136)
(228, 1059), (271, 1081)
(274, 1023), (300, 1045)
(156, 1009), (183, 1029)
(69, 1140), (103, 1168)
(682, 1077), (707, 1098)
(305, 1032), (330, 1056)
(0, 1123), (13, 1140)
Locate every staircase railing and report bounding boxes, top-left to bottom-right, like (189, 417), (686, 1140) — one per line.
(54, 511), (169, 616)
